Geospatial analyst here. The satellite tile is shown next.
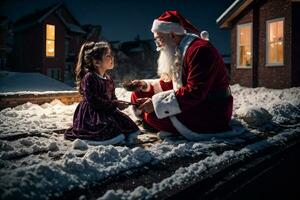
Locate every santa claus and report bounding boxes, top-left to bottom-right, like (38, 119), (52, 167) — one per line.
(130, 11), (235, 141)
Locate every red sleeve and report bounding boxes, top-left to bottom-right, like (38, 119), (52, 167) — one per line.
(175, 45), (218, 112)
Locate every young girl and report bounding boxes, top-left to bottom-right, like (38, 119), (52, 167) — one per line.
(64, 41), (140, 145)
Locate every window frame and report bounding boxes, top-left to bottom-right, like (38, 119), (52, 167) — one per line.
(46, 24), (55, 58)
(265, 18), (284, 67)
(237, 22), (253, 69)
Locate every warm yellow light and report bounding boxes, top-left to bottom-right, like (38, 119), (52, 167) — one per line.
(46, 24), (55, 57)
(46, 25), (55, 40)
(238, 25), (252, 67)
(267, 20), (284, 64)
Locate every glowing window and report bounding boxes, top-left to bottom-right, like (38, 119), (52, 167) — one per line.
(266, 19), (284, 65)
(237, 23), (252, 68)
(46, 24), (55, 57)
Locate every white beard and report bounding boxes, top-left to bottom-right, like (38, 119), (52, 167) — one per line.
(157, 45), (176, 81)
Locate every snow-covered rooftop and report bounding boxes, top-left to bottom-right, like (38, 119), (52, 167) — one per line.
(0, 71), (76, 94)
(216, 0), (253, 28)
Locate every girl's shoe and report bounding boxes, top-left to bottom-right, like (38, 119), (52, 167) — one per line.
(125, 130), (141, 146)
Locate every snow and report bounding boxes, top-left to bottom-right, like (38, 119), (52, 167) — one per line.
(0, 100), (76, 136)
(0, 71), (76, 94)
(99, 128), (300, 200)
(231, 84), (300, 124)
(0, 84), (300, 200)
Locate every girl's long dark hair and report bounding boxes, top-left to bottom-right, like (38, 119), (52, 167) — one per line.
(75, 41), (111, 94)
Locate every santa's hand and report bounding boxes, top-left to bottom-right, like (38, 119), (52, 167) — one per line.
(137, 98), (154, 113)
(132, 80), (147, 91)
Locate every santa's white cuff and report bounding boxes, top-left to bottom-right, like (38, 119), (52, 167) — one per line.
(152, 90), (181, 119)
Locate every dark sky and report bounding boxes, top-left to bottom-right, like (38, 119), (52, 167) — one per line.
(0, 0), (235, 54)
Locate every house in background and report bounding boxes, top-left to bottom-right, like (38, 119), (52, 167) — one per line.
(82, 24), (102, 42)
(0, 16), (13, 70)
(217, 0), (300, 88)
(11, 3), (86, 83)
(119, 36), (156, 71)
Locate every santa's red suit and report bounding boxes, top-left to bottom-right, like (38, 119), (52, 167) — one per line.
(131, 11), (233, 140)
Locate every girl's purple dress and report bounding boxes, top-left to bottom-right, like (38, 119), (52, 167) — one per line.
(64, 72), (139, 141)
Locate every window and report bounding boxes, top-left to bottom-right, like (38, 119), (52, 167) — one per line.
(266, 18), (284, 66)
(237, 23), (252, 68)
(46, 24), (55, 57)
(47, 68), (61, 80)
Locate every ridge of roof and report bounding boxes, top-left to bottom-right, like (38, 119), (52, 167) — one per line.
(216, 0), (253, 28)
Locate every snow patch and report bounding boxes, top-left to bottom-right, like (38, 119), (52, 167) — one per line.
(236, 105), (272, 126)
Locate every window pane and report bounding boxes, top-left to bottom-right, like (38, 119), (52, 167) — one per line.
(238, 24), (252, 67)
(46, 24), (55, 40)
(268, 42), (276, 63)
(240, 26), (251, 45)
(267, 20), (284, 64)
(46, 40), (55, 57)
(239, 45), (251, 66)
(269, 22), (276, 42)
(277, 41), (283, 63)
(277, 21), (283, 41)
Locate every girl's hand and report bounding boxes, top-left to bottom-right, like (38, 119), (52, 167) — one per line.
(137, 98), (154, 113)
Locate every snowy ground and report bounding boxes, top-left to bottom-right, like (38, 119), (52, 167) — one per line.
(0, 84), (300, 200)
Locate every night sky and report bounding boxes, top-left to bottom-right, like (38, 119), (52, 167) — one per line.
(0, 0), (235, 54)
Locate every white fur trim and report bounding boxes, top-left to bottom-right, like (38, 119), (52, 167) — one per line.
(151, 19), (185, 34)
(152, 90), (181, 119)
(171, 34), (198, 91)
(169, 116), (245, 141)
(179, 33), (199, 59)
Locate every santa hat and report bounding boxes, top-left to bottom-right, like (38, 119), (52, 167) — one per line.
(151, 10), (200, 35)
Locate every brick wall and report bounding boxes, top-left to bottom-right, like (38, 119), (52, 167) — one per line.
(0, 92), (82, 110)
(258, 0), (291, 89)
(42, 14), (67, 81)
(231, 9), (253, 87)
(292, 2), (300, 87)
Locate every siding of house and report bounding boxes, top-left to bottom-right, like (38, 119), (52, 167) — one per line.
(230, 0), (296, 89)
(13, 25), (43, 72)
(258, 0), (292, 88)
(231, 8), (253, 87)
(292, 2), (300, 86)
(42, 14), (66, 81)
(10, 4), (87, 83)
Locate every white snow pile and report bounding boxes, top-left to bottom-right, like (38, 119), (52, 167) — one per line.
(99, 128), (300, 200)
(235, 106), (273, 126)
(0, 71), (76, 94)
(232, 84), (300, 125)
(0, 84), (300, 200)
(0, 100), (76, 136)
(0, 137), (230, 200)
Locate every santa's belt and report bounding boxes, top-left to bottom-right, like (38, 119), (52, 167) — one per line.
(206, 87), (231, 100)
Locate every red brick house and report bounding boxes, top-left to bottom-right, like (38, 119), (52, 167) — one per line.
(12, 3), (86, 82)
(217, 0), (300, 88)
